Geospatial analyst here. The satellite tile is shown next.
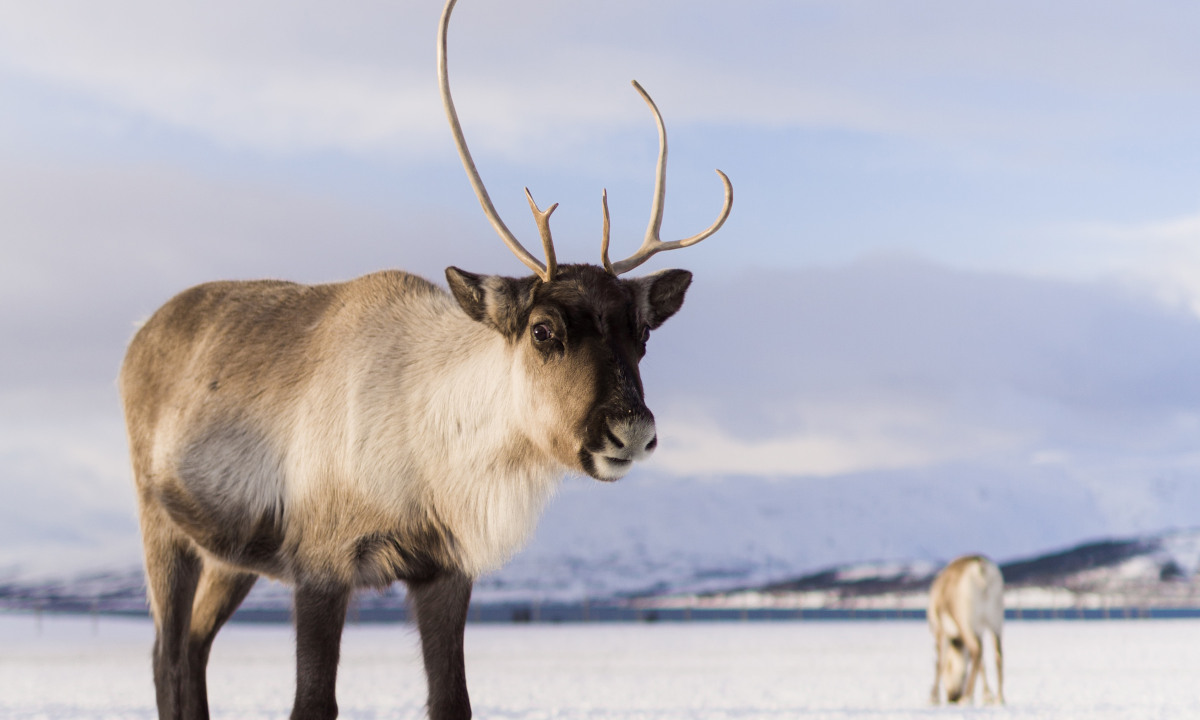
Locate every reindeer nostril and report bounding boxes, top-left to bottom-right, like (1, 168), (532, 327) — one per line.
(605, 428), (625, 449)
(644, 435), (657, 452)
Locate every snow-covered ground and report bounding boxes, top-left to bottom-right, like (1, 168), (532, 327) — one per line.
(2, 612), (1198, 719)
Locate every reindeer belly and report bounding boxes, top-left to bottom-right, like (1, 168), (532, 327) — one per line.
(155, 417), (288, 575)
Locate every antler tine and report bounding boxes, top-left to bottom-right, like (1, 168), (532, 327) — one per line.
(524, 188), (558, 281)
(600, 189), (614, 275)
(437, 0), (554, 282)
(606, 80), (734, 276)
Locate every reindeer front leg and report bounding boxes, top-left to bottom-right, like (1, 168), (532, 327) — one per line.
(408, 570), (474, 720)
(291, 583), (351, 720)
(929, 632), (943, 704)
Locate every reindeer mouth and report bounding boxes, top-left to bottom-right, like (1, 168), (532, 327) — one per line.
(579, 446), (644, 482)
(602, 456), (632, 470)
(579, 416), (657, 481)
(578, 451), (630, 482)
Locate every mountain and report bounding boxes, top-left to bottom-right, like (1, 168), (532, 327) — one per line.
(477, 468), (1200, 603)
(647, 533), (1200, 614)
(5, 528), (1200, 617)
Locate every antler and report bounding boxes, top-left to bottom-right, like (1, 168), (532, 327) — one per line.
(603, 80), (733, 276)
(437, 0), (557, 282)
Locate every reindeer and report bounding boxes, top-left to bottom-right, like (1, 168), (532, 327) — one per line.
(117, 2), (731, 719)
(927, 554), (1005, 706)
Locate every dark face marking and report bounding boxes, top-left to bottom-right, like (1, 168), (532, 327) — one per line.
(526, 267), (653, 476)
(447, 263), (691, 480)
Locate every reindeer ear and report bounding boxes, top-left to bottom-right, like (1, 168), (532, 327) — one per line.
(446, 267), (538, 337)
(628, 269), (692, 329)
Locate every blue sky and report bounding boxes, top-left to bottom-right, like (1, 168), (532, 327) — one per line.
(2, 0), (1199, 577)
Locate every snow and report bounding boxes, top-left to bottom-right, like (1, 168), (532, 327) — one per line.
(834, 560), (935, 583)
(3, 612), (1200, 719)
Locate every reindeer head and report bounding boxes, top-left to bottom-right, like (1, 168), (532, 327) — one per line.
(437, 0), (732, 481)
(941, 635), (969, 703)
(444, 264), (689, 480)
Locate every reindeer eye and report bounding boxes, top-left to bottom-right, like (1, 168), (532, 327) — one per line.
(531, 323), (554, 343)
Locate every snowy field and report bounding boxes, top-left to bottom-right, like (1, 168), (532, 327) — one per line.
(2, 612), (1199, 719)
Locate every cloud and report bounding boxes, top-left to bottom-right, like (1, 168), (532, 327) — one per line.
(0, 1), (1194, 157)
(0, 445), (140, 579)
(640, 257), (1200, 478)
(1053, 212), (1200, 316)
(0, 1), (440, 154)
(0, 159), (498, 310)
(654, 401), (1018, 478)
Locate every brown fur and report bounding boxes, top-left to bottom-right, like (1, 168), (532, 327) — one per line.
(121, 265), (691, 720)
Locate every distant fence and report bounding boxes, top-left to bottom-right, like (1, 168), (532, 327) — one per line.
(247, 603), (1200, 624)
(10, 601), (1200, 625)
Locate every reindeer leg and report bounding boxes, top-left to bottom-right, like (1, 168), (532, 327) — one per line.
(929, 632), (943, 704)
(408, 570), (473, 720)
(140, 501), (203, 720)
(290, 583), (351, 720)
(963, 631), (984, 705)
(978, 632), (996, 705)
(993, 631), (1005, 705)
(180, 565), (258, 719)
(976, 629), (999, 705)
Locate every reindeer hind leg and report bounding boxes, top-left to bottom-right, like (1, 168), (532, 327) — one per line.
(140, 500), (203, 720)
(181, 563), (259, 719)
(993, 631), (1005, 705)
(962, 630), (985, 705)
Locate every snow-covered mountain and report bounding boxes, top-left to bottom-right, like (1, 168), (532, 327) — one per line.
(475, 468), (1200, 603)
(7, 461), (1200, 614)
(643, 532), (1200, 614)
(6, 528), (1200, 616)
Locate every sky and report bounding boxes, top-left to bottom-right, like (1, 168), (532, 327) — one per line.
(2, 0), (1200, 579)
